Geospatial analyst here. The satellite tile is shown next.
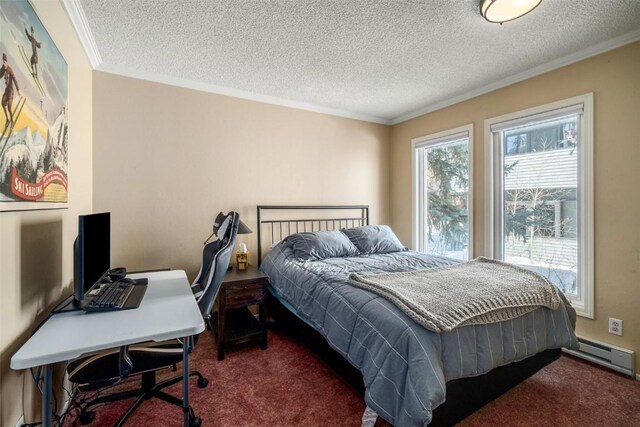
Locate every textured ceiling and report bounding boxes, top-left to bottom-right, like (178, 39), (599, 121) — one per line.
(78, 0), (640, 123)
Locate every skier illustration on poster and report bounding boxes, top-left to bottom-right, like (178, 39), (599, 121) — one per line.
(25, 25), (42, 78)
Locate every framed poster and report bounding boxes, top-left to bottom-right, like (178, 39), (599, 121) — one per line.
(0, 0), (68, 212)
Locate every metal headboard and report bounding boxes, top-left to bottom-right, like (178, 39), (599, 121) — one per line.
(257, 205), (370, 264)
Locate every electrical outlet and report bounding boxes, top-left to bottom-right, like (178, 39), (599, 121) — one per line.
(608, 317), (623, 336)
(14, 415), (24, 427)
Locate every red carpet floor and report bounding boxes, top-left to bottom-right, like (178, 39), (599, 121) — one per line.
(64, 329), (640, 426)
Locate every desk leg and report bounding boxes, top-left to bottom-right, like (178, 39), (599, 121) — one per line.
(182, 337), (190, 427)
(43, 364), (53, 427)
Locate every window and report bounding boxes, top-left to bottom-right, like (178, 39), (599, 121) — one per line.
(412, 124), (473, 260)
(485, 94), (594, 317)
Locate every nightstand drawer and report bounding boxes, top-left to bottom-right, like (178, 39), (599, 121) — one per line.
(225, 282), (265, 308)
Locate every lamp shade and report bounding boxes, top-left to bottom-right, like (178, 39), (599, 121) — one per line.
(238, 219), (252, 235)
(480, 0), (542, 24)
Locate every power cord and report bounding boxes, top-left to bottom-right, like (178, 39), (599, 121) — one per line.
(56, 379), (126, 426)
(55, 362), (77, 426)
(28, 366), (63, 426)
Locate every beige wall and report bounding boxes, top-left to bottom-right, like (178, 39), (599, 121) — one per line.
(92, 72), (390, 279)
(0, 1), (94, 425)
(390, 41), (640, 372)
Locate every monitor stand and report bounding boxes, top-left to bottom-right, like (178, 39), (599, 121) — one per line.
(52, 294), (85, 313)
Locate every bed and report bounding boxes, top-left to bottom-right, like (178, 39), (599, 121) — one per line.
(257, 205), (579, 426)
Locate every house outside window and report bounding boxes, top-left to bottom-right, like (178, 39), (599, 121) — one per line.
(412, 124), (473, 261)
(485, 94), (594, 318)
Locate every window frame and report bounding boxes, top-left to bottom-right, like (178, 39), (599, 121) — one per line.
(411, 123), (474, 260)
(484, 94), (594, 318)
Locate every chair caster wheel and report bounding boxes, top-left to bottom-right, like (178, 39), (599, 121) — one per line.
(197, 377), (208, 388)
(190, 416), (202, 427)
(80, 410), (95, 425)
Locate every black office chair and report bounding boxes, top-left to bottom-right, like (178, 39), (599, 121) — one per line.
(66, 211), (240, 427)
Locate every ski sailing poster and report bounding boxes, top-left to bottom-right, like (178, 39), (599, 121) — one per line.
(0, 0), (68, 211)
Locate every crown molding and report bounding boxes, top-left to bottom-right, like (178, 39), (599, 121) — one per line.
(95, 63), (392, 125)
(62, 0), (102, 68)
(390, 28), (640, 125)
(60, 1), (640, 128)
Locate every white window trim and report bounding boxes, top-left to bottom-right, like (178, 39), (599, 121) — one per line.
(484, 93), (594, 318)
(411, 124), (474, 259)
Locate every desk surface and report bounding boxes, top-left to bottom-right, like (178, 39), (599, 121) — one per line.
(11, 270), (204, 370)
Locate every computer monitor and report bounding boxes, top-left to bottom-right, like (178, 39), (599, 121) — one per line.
(73, 212), (110, 305)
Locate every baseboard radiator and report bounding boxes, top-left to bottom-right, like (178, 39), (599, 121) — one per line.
(563, 336), (635, 378)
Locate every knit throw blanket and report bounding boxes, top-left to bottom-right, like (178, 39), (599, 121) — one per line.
(349, 257), (562, 333)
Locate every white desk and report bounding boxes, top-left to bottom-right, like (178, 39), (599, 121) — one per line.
(11, 270), (205, 427)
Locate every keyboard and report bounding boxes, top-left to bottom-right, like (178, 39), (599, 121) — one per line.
(83, 281), (147, 313)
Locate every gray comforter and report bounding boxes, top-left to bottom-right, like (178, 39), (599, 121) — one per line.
(261, 243), (579, 426)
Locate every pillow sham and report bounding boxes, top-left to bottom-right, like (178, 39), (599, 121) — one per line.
(341, 225), (405, 255)
(286, 230), (359, 261)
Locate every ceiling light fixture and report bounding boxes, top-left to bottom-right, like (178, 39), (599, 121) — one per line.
(480, 0), (543, 24)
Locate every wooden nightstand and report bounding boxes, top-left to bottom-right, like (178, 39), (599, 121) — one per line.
(211, 265), (269, 360)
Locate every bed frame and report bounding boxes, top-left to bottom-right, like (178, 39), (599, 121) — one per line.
(257, 205), (561, 426)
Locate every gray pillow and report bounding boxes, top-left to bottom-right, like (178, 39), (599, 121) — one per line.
(286, 230), (359, 261)
(341, 225), (405, 255)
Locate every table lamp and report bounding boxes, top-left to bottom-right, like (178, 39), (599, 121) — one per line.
(234, 219), (252, 271)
